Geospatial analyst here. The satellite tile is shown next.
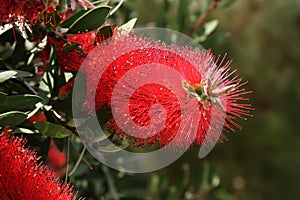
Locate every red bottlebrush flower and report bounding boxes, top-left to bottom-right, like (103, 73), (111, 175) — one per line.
(40, 32), (96, 72)
(0, 129), (83, 200)
(0, 0), (56, 25)
(80, 33), (252, 148)
(46, 140), (67, 177)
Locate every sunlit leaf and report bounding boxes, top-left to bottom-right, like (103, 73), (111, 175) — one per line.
(34, 121), (73, 138)
(110, 0), (124, 16)
(196, 20), (219, 42)
(0, 70), (33, 78)
(0, 70), (17, 83)
(0, 111), (27, 127)
(118, 18), (137, 33)
(31, 36), (48, 53)
(14, 127), (39, 134)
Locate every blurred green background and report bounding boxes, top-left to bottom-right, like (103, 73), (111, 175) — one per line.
(99, 0), (300, 199)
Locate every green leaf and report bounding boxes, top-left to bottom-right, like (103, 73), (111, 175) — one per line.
(0, 94), (43, 113)
(93, 0), (109, 6)
(196, 20), (219, 42)
(62, 41), (80, 52)
(219, 0), (238, 8)
(14, 127), (39, 134)
(109, 0), (124, 16)
(34, 121), (73, 138)
(177, 0), (189, 32)
(31, 36), (48, 53)
(0, 70), (33, 83)
(59, 10), (88, 28)
(69, 146), (86, 176)
(118, 18), (137, 33)
(0, 24), (13, 35)
(0, 92), (7, 105)
(0, 70), (17, 83)
(67, 6), (111, 34)
(95, 141), (129, 153)
(0, 111), (27, 127)
(10, 34), (25, 65)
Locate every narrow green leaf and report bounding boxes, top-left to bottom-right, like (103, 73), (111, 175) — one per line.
(109, 0), (124, 16)
(0, 94), (43, 113)
(34, 121), (73, 138)
(31, 36), (48, 53)
(118, 18), (137, 34)
(177, 0), (189, 32)
(65, 136), (70, 182)
(0, 111), (27, 127)
(67, 6), (111, 34)
(69, 146), (86, 176)
(0, 70), (17, 83)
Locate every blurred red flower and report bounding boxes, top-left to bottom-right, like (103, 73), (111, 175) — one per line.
(0, 129), (82, 200)
(28, 111), (47, 123)
(46, 141), (67, 177)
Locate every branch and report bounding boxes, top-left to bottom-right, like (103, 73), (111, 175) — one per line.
(188, 0), (219, 37)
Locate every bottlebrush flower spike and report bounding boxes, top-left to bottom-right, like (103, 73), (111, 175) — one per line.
(80, 32), (252, 148)
(40, 32), (96, 72)
(0, 129), (83, 200)
(0, 0), (56, 25)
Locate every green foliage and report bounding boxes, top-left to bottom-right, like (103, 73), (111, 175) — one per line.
(0, 111), (27, 127)
(0, 94), (43, 113)
(34, 121), (73, 138)
(67, 6), (111, 34)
